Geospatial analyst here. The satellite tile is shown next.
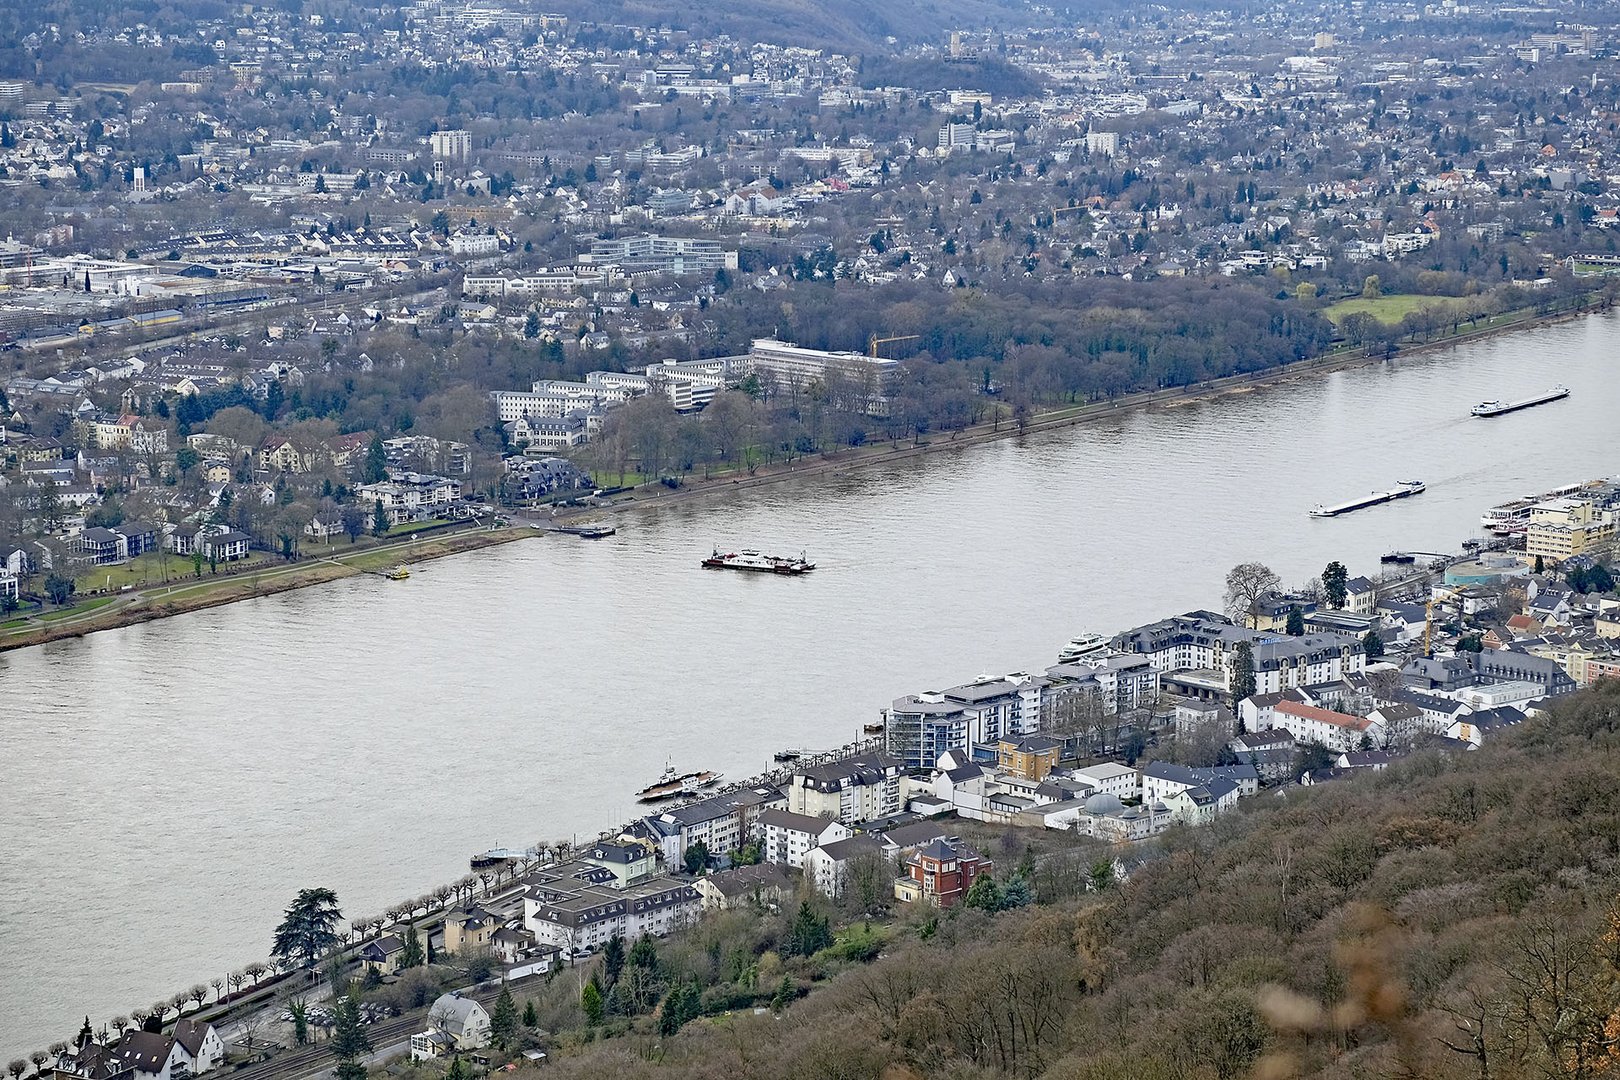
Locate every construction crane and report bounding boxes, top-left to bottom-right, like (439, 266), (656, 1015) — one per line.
(868, 333), (920, 358)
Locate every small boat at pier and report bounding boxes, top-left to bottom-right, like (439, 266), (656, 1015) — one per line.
(774, 748), (804, 762)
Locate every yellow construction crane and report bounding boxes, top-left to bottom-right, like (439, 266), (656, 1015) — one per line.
(868, 333), (920, 358)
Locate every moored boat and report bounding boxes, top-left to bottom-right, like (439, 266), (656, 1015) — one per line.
(774, 748), (804, 762)
(636, 764), (724, 802)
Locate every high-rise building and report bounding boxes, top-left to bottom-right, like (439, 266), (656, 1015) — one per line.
(430, 129), (471, 161)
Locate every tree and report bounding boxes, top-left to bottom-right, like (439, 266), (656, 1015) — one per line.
(370, 500), (388, 537)
(1362, 628), (1386, 658)
(521, 999), (537, 1028)
(363, 435), (388, 484)
(271, 888), (343, 969)
(682, 841), (708, 876)
(37, 483), (65, 530)
(1230, 640), (1257, 704)
(44, 573), (74, 606)
(1363, 274), (1382, 299)
(964, 872), (1003, 912)
(523, 311), (540, 339)
(1224, 562), (1280, 628)
(1322, 561), (1348, 609)
(287, 998), (309, 1046)
(399, 925), (424, 969)
(1458, 633), (1485, 653)
(1285, 605), (1305, 636)
(581, 980), (605, 1026)
(786, 901), (833, 957)
(330, 995), (371, 1080)
(602, 934), (626, 987)
(490, 985), (518, 1047)
(770, 975), (796, 1013)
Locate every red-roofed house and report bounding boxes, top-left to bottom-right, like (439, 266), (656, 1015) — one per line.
(1272, 699), (1384, 754)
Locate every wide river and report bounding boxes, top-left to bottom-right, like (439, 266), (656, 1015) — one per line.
(3, 312), (1618, 1057)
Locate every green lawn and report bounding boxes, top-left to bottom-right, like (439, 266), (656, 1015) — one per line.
(73, 552), (190, 593)
(1322, 293), (1469, 325)
(39, 597), (116, 622)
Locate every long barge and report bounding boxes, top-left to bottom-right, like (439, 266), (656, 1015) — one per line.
(1309, 479), (1425, 518)
(701, 549), (815, 574)
(1471, 385), (1569, 417)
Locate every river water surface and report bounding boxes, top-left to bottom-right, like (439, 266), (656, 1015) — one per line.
(3, 312), (1618, 1058)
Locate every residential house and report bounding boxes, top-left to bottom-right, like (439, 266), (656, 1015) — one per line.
(1069, 762), (1138, 799)
(756, 809), (850, 870)
(1470, 648), (1579, 697)
(805, 834), (887, 899)
(1336, 751), (1393, 771)
(1073, 793), (1175, 843)
(258, 434), (320, 473)
(893, 837), (991, 909)
(638, 786), (784, 867)
(581, 840), (658, 888)
(442, 906), (500, 954)
(170, 1021), (223, 1077)
(1344, 576), (1377, 614)
(201, 529), (251, 562)
(692, 863), (797, 910)
(411, 994), (491, 1061)
(359, 933), (409, 974)
(0, 569), (18, 605)
(995, 734), (1062, 781)
(787, 753), (904, 825)
(53, 1042), (133, 1080)
(523, 863), (699, 957)
(1271, 699), (1384, 754)
(115, 1033), (187, 1080)
(1164, 778), (1240, 825)
(1446, 705), (1527, 746)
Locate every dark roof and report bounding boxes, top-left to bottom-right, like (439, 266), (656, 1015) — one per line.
(1000, 733), (1062, 753)
(171, 1020), (213, 1058)
(116, 1033), (174, 1074)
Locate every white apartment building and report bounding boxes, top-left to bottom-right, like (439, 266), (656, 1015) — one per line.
(755, 809), (850, 869)
(449, 233), (500, 257)
(430, 129), (471, 161)
(1271, 699), (1383, 754)
(883, 672), (1045, 770)
(523, 875), (699, 957)
(788, 754), (904, 825)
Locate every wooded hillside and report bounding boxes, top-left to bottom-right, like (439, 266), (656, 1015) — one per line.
(538, 680), (1620, 1079)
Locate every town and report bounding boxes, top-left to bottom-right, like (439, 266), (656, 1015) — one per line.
(7, 0), (1620, 618)
(18, 507), (1620, 1077)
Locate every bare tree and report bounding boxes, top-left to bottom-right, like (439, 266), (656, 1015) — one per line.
(1224, 562), (1281, 629)
(109, 1017), (129, 1037)
(27, 1053), (46, 1077)
(244, 962), (268, 985)
(236, 1012), (267, 1062)
(9, 1059), (28, 1080)
(189, 985), (209, 1011)
(226, 972), (245, 997)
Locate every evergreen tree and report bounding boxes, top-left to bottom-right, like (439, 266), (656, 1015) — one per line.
(602, 935), (625, 987)
(786, 902), (832, 957)
(330, 995), (371, 1080)
(656, 986), (682, 1036)
(363, 435), (388, 484)
(1322, 560), (1349, 609)
(399, 926), (424, 969)
(1000, 874), (1033, 910)
(271, 888), (343, 969)
(628, 933), (658, 973)
(581, 980), (604, 1026)
(1285, 605), (1305, 636)
(490, 985), (518, 1047)
(1230, 640), (1257, 704)
(371, 500), (388, 537)
(444, 1058), (467, 1080)
(1362, 628), (1385, 658)
(682, 841), (708, 876)
(964, 872), (1003, 912)
(521, 999), (537, 1028)
(770, 975), (796, 1013)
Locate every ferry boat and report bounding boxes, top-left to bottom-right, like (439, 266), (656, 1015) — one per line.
(774, 748), (804, 762)
(470, 846), (531, 871)
(1471, 385), (1569, 417)
(1380, 551), (1416, 565)
(635, 764), (724, 802)
(1309, 480), (1426, 518)
(384, 565), (410, 580)
(1057, 632), (1109, 664)
(701, 549), (816, 574)
(1480, 479), (1605, 533)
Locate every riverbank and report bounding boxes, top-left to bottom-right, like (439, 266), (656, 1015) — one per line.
(0, 524), (538, 653)
(572, 294), (1611, 520)
(2, 294), (1602, 654)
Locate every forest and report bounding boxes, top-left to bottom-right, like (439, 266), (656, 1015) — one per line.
(498, 681), (1620, 1079)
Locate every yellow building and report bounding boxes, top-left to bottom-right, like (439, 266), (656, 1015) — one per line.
(995, 734), (1063, 782)
(1525, 497), (1616, 563)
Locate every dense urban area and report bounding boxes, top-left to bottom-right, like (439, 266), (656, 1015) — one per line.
(5, 0), (1620, 1075)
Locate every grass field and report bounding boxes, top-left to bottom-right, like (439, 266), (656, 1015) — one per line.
(1322, 293), (1471, 325)
(39, 597), (116, 622)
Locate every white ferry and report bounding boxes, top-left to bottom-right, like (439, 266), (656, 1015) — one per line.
(1057, 633), (1110, 663)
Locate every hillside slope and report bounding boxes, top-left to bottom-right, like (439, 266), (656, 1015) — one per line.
(537, 680), (1620, 1079)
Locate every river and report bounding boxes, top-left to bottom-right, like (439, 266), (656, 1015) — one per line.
(2, 311), (1618, 1058)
